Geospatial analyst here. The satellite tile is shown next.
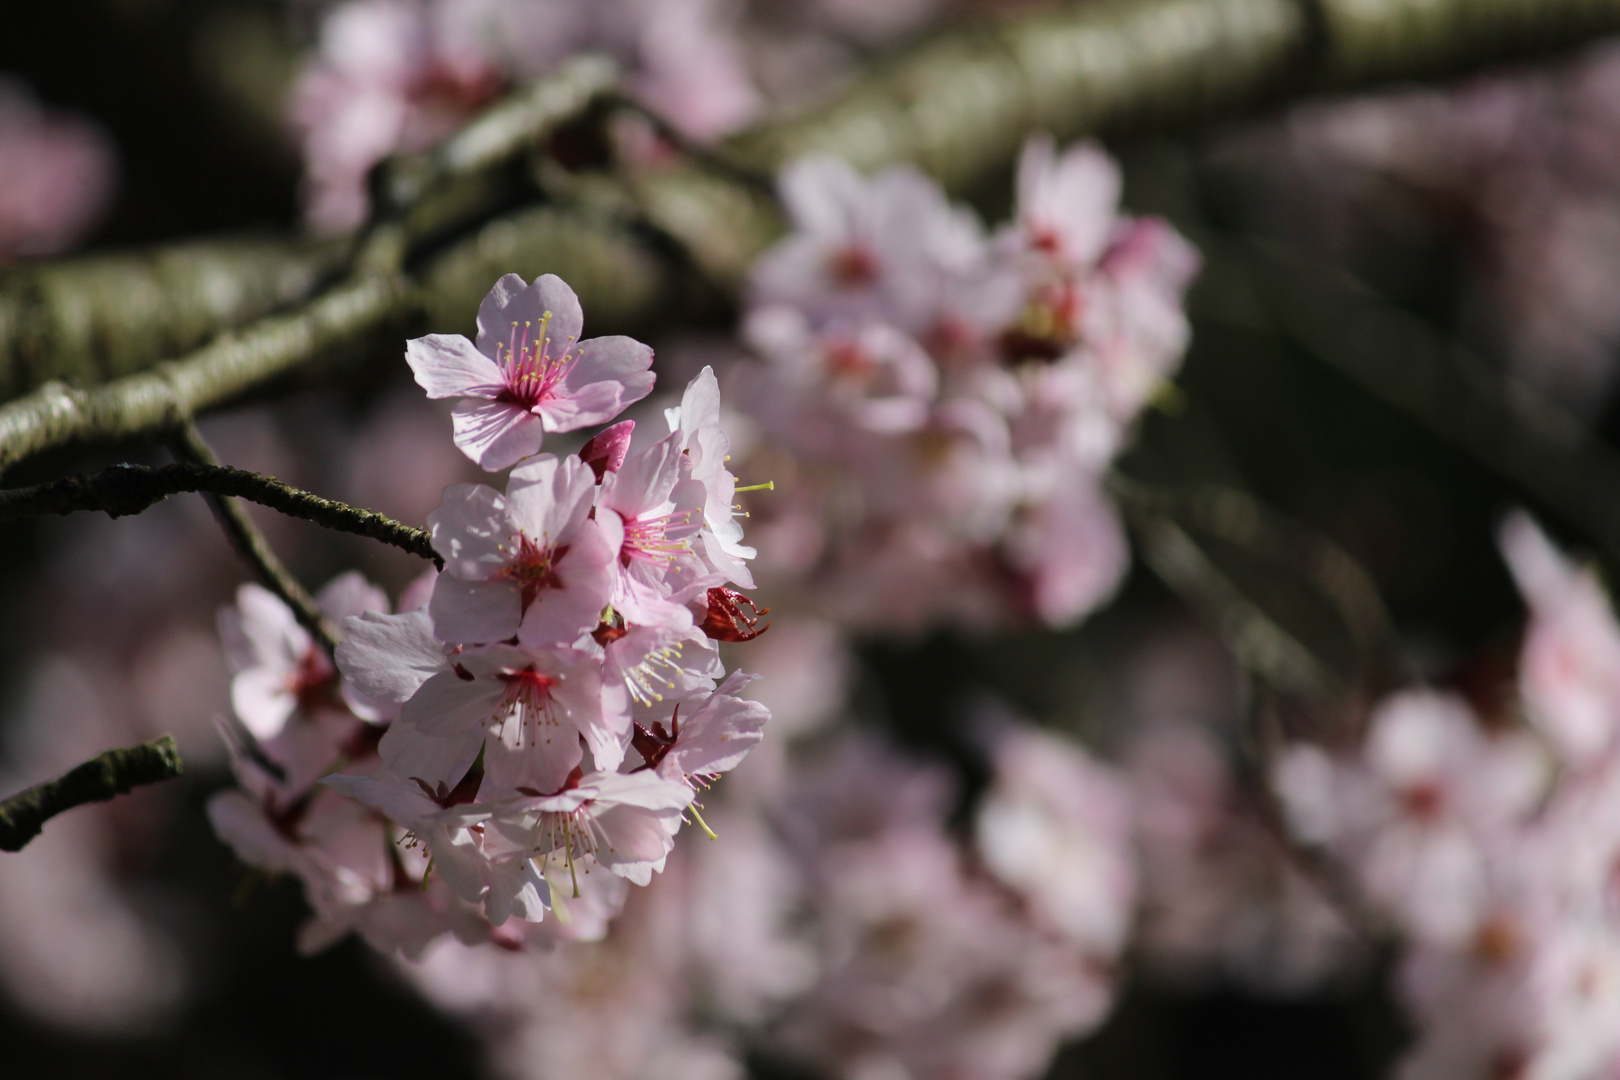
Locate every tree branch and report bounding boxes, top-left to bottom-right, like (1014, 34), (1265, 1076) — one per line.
(0, 461), (438, 565)
(0, 274), (412, 477)
(0, 736), (184, 853)
(5, 0), (1620, 475)
(169, 424), (339, 653)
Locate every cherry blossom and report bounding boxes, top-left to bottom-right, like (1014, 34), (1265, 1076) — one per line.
(407, 273), (655, 470)
(427, 454), (615, 646)
(730, 135), (1197, 632)
(208, 275), (773, 955)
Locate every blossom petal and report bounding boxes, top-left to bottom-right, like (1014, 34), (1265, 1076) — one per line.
(428, 574), (522, 646)
(336, 610), (445, 705)
(406, 333), (503, 399)
(403, 670), (506, 737)
(427, 483), (512, 578)
(451, 398), (545, 471)
(475, 273), (583, 356)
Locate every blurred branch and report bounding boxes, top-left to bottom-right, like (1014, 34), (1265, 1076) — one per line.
(1230, 238), (1620, 562)
(0, 274), (411, 477)
(1112, 475), (1397, 701)
(169, 423), (338, 654)
(0, 736), (184, 853)
(4, 0), (1620, 468)
(0, 461), (438, 564)
(0, 235), (348, 403)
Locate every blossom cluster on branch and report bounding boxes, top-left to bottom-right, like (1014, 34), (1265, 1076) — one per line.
(731, 136), (1199, 631)
(1275, 514), (1620, 1079)
(208, 272), (772, 953)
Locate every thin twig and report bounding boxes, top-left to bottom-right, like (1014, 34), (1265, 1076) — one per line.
(0, 461), (440, 566)
(1113, 478), (1346, 701)
(0, 736), (184, 853)
(169, 424), (339, 654)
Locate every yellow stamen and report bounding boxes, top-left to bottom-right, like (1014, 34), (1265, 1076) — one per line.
(734, 481), (775, 493)
(688, 804), (718, 841)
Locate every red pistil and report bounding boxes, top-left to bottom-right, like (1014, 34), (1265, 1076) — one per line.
(500, 535), (567, 611)
(592, 610), (629, 647)
(290, 645), (338, 715)
(412, 756), (485, 808)
(632, 704), (680, 770)
(700, 587), (771, 642)
(1402, 781), (1445, 822)
(829, 244), (878, 286)
(517, 764), (585, 798)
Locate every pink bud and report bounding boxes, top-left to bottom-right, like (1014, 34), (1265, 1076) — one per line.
(578, 420), (635, 482)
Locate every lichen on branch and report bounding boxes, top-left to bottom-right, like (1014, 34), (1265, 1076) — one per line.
(0, 736), (184, 853)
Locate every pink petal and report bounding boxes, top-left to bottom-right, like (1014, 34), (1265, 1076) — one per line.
(505, 454), (596, 543)
(406, 334), (503, 399)
(567, 335), (655, 392)
(403, 670), (507, 737)
(535, 381), (624, 433)
(475, 273), (583, 356)
(451, 398), (545, 471)
(428, 574), (522, 645)
(428, 484), (513, 578)
(336, 610), (444, 705)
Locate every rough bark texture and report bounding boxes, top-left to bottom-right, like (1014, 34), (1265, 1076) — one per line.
(0, 460), (438, 563)
(0, 736), (184, 853)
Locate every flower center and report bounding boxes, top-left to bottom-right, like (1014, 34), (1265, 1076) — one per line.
(829, 243), (878, 287)
(999, 280), (1083, 364)
(288, 645), (337, 715)
(620, 510), (697, 569)
(494, 311), (579, 410)
(499, 534), (567, 612)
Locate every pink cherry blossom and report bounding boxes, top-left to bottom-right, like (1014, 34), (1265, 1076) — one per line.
(502, 768), (694, 890)
(407, 273), (655, 470)
(389, 642), (616, 797)
(597, 431), (710, 625)
(630, 670), (769, 787)
(1004, 134), (1123, 269)
(427, 454), (614, 646)
(664, 365), (757, 589)
(1500, 511), (1620, 767)
(750, 155), (994, 335)
(218, 573), (389, 795)
(0, 79), (117, 260)
(974, 713), (1137, 955)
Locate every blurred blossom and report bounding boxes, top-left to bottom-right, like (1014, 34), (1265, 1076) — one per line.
(0, 659), (188, 1032)
(1131, 724), (1361, 995)
(731, 136), (1198, 633)
(1274, 513), (1620, 1078)
(290, 0), (759, 231)
(0, 78), (116, 260)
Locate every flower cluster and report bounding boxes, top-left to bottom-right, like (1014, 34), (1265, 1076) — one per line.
(734, 137), (1198, 631)
(395, 711), (1138, 1080)
(208, 272), (771, 953)
(1274, 513), (1620, 1079)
